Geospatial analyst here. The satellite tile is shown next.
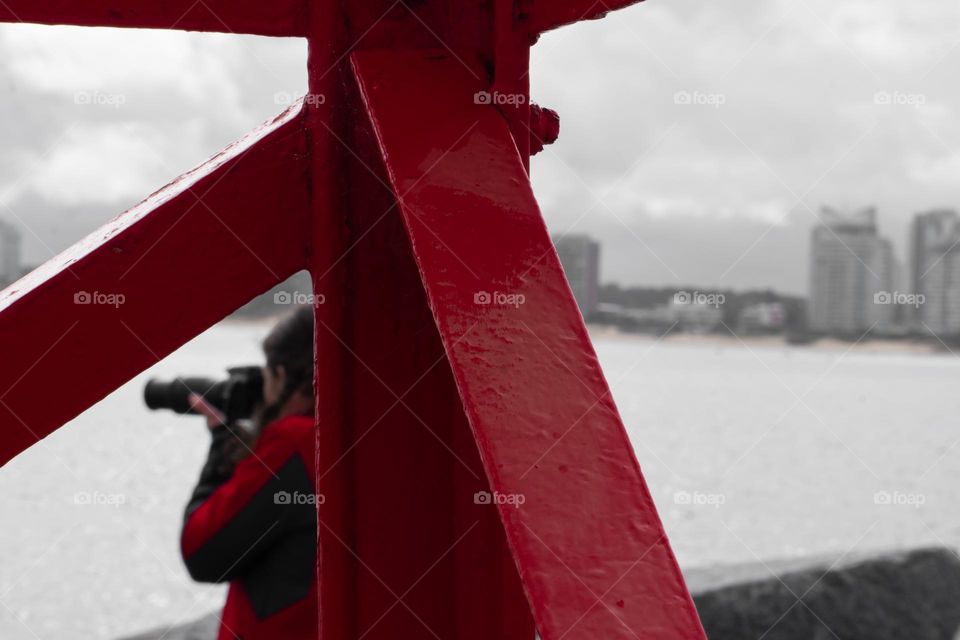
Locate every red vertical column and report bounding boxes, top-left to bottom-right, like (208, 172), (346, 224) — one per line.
(306, 3), (353, 639)
(307, 2), (536, 638)
(493, 0), (533, 168)
(337, 93), (535, 638)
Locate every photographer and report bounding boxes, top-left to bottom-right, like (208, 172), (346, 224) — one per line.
(179, 307), (318, 640)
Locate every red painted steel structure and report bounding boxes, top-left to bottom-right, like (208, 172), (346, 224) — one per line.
(0, 2), (707, 639)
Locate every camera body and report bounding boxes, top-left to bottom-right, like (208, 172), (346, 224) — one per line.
(144, 366), (263, 425)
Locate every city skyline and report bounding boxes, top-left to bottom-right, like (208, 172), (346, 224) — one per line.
(3, 0), (960, 297)
(5, 201), (959, 303)
(551, 204), (955, 299)
(552, 205), (960, 340)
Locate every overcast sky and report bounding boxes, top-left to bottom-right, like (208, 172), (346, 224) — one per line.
(1, 0), (959, 295)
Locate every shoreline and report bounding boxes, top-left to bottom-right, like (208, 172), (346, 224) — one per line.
(586, 325), (946, 355)
(220, 316), (949, 357)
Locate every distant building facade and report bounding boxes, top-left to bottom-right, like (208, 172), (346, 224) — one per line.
(0, 219), (20, 286)
(738, 302), (786, 333)
(668, 295), (723, 333)
(911, 209), (960, 335)
(808, 207), (895, 334)
(553, 234), (600, 318)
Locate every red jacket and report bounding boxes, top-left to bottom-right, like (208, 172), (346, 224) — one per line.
(181, 415), (318, 640)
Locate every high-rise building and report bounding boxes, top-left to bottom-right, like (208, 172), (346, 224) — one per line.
(808, 207), (895, 334)
(553, 234), (600, 318)
(911, 209), (960, 335)
(0, 219), (20, 286)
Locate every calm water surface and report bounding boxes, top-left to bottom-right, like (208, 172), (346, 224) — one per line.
(2, 324), (957, 638)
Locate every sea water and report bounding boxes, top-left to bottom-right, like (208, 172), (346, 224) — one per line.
(1, 323), (957, 638)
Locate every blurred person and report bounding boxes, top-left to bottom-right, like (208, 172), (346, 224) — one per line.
(180, 307), (317, 640)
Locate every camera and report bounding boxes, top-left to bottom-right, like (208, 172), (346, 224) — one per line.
(143, 366), (263, 424)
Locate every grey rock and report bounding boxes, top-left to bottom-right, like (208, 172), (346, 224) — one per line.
(689, 547), (960, 640)
(119, 613), (219, 640)
(119, 548), (960, 640)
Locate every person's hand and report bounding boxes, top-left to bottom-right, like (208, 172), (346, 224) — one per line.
(189, 393), (257, 473)
(188, 393), (227, 430)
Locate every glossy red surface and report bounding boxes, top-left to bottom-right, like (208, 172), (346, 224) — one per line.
(311, 65), (535, 636)
(530, 103), (561, 154)
(354, 49), (705, 639)
(532, 0), (647, 34)
(0, 1), (703, 638)
(0, 106), (310, 467)
(0, 1), (306, 36)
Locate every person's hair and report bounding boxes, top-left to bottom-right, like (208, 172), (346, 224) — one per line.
(262, 305), (315, 411)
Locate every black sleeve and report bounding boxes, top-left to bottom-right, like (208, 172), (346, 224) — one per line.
(184, 425), (236, 518)
(180, 430), (315, 585)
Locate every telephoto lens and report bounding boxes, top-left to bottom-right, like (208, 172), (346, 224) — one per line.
(143, 366), (263, 424)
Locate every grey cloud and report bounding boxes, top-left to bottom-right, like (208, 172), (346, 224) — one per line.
(1, 0), (957, 295)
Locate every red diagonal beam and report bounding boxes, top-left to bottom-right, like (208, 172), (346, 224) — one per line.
(352, 50), (705, 639)
(0, 0), (306, 36)
(0, 103), (311, 466)
(532, 0), (645, 34)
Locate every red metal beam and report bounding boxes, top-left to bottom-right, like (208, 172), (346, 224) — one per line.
(0, 103), (311, 466)
(352, 49), (705, 639)
(532, 0), (646, 35)
(0, 1), (702, 637)
(0, 0), (307, 36)
(311, 95), (536, 638)
(305, 12), (536, 633)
